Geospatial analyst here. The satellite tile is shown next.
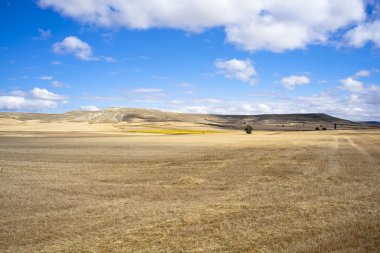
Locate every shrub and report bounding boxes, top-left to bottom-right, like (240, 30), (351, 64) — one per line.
(315, 127), (320, 130)
(244, 125), (253, 134)
(322, 127), (327, 130)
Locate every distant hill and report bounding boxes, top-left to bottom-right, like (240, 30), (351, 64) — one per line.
(360, 121), (380, 125)
(0, 108), (378, 131)
(207, 113), (360, 130)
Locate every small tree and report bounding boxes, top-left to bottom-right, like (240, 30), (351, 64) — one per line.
(244, 125), (253, 134)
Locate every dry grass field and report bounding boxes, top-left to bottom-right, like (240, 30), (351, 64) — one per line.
(0, 129), (379, 252)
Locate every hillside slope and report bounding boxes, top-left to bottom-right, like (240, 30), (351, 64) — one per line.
(0, 108), (376, 131)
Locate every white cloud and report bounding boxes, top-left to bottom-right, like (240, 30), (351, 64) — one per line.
(51, 80), (69, 88)
(195, 98), (224, 104)
(340, 77), (364, 92)
(80, 105), (100, 111)
(152, 75), (169, 80)
(52, 36), (114, 62)
(258, 103), (271, 113)
(177, 82), (195, 88)
(38, 0), (366, 52)
(30, 87), (66, 100)
(170, 100), (184, 105)
(101, 31), (117, 43)
(0, 96), (57, 110)
(37, 28), (51, 40)
(126, 56), (148, 61)
(354, 70), (371, 77)
(53, 36), (94, 61)
(9, 90), (27, 97)
(365, 85), (380, 105)
(169, 85), (379, 120)
(9, 76), (29, 81)
(344, 20), (380, 47)
(0, 88), (68, 111)
(99, 56), (116, 63)
(181, 106), (210, 114)
(179, 102), (274, 115)
(298, 93), (365, 117)
(132, 88), (162, 93)
(297, 86), (380, 120)
(281, 75), (310, 90)
(215, 58), (256, 84)
(39, 75), (53, 80)
(51, 60), (62, 65)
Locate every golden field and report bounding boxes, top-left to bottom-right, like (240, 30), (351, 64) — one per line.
(0, 128), (379, 252)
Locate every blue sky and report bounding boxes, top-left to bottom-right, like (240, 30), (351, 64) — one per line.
(1, 0), (379, 120)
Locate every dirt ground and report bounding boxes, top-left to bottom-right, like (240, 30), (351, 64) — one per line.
(0, 130), (379, 252)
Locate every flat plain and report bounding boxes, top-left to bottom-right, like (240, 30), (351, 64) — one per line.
(0, 129), (379, 252)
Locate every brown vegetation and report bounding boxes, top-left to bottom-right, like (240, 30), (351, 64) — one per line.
(0, 129), (379, 252)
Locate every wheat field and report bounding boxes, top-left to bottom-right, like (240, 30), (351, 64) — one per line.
(0, 130), (379, 252)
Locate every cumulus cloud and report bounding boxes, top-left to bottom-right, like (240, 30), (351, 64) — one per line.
(297, 93), (365, 117)
(51, 80), (69, 88)
(177, 82), (195, 88)
(99, 56), (116, 63)
(354, 70), (371, 77)
(195, 98), (224, 104)
(344, 20), (380, 47)
(53, 36), (94, 61)
(281, 75), (310, 90)
(171, 87), (379, 120)
(258, 103), (271, 113)
(38, 0), (366, 52)
(9, 90), (27, 97)
(340, 77), (364, 92)
(39, 75), (53, 80)
(30, 87), (66, 100)
(37, 28), (51, 40)
(177, 102), (274, 115)
(80, 105), (100, 111)
(215, 58), (256, 84)
(52, 36), (115, 62)
(365, 85), (380, 105)
(170, 100), (184, 105)
(132, 88), (162, 93)
(152, 75), (169, 80)
(0, 88), (67, 111)
(51, 60), (62, 65)
(338, 77), (380, 112)
(131, 88), (165, 104)
(298, 86), (380, 120)
(0, 96), (57, 110)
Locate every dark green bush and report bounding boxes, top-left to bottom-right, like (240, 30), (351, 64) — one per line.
(315, 127), (320, 130)
(244, 125), (253, 134)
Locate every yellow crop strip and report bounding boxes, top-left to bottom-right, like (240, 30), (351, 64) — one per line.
(128, 128), (224, 135)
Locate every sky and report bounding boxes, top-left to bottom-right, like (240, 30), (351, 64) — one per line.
(0, 0), (379, 121)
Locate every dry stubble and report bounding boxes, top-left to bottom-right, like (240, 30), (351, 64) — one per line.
(0, 130), (379, 252)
